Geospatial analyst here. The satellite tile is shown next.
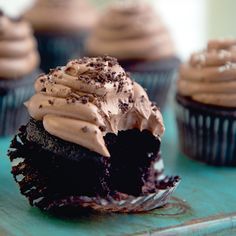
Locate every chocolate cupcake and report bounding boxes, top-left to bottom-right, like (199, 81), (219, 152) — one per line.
(86, 1), (180, 110)
(176, 39), (236, 166)
(0, 13), (40, 136)
(24, 0), (98, 73)
(8, 56), (180, 212)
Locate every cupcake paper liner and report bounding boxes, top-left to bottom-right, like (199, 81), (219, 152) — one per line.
(121, 57), (180, 110)
(176, 94), (236, 166)
(9, 125), (180, 213)
(35, 32), (87, 73)
(130, 70), (176, 110)
(0, 70), (40, 136)
(40, 176), (180, 213)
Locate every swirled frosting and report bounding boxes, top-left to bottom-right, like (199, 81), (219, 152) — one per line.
(25, 56), (164, 157)
(86, 0), (175, 60)
(0, 13), (39, 78)
(24, 0), (97, 33)
(178, 39), (236, 107)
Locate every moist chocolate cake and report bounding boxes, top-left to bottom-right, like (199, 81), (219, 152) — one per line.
(8, 56), (179, 212)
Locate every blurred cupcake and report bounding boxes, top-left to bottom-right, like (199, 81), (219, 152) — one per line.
(0, 12), (40, 136)
(8, 56), (179, 212)
(86, 0), (179, 109)
(176, 39), (236, 166)
(24, 0), (98, 73)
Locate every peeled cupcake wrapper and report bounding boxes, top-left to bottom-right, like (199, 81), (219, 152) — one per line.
(176, 94), (236, 166)
(41, 176), (180, 213)
(9, 126), (180, 213)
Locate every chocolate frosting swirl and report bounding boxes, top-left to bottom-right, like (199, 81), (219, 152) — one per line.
(178, 39), (236, 107)
(0, 14), (39, 78)
(86, 1), (175, 60)
(24, 0), (98, 33)
(25, 56), (164, 157)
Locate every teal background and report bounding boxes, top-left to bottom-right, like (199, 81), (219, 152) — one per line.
(0, 107), (236, 235)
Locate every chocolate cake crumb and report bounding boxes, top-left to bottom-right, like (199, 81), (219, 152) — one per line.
(128, 95), (134, 103)
(117, 81), (124, 93)
(39, 77), (45, 83)
(118, 100), (129, 113)
(152, 107), (158, 112)
(48, 100), (54, 105)
(99, 126), (106, 132)
(80, 96), (89, 104)
(81, 126), (88, 133)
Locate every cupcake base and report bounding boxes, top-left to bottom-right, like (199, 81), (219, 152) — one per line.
(176, 94), (236, 166)
(35, 32), (87, 73)
(0, 69), (41, 136)
(120, 57), (180, 110)
(8, 119), (180, 212)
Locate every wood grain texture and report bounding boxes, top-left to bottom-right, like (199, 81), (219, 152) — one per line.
(0, 107), (236, 236)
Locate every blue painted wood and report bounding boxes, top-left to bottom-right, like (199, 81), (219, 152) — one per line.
(0, 107), (236, 236)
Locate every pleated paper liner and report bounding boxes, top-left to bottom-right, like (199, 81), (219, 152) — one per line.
(38, 177), (180, 213)
(0, 70), (40, 136)
(35, 32), (87, 73)
(176, 94), (236, 166)
(9, 126), (180, 213)
(121, 57), (180, 110)
(130, 70), (176, 110)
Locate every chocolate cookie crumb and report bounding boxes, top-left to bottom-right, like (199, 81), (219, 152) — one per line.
(81, 126), (88, 133)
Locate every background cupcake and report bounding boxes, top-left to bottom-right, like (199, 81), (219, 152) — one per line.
(176, 39), (236, 166)
(0, 12), (40, 136)
(86, 0), (180, 110)
(8, 56), (179, 212)
(24, 0), (98, 73)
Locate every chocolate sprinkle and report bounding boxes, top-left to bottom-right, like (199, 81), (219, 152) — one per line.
(118, 100), (129, 113)
(48, 100), (54, 105)
(81, 126), (88, 133)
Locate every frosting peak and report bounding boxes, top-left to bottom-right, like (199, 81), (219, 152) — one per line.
(0, 14), (39, 78)
(86, 1), (175, 60)
(178, 39), (236, 107)
(26, 56), (164, 156)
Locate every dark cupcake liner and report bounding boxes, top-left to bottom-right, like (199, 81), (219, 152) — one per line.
(121, 57), (180, 110)
(8, 124), (180, 213)
(39, 176), (180, 213)
(176, 94), (236, 166)
(11, 153), (179, 213)
(130, 70), (176, 110)
(35, 32), (87, 73)
(0, 70), (40, 136)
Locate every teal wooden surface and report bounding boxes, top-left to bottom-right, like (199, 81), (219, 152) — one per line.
(0, 107), (236, 236)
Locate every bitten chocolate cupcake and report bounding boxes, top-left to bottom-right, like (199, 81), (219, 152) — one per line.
(24, 0), (97, 73)
(0, 13), (40, 136)
(8, 56), (179, 213)
(176, 39), (236, 166)
(86, 1), (179, 110)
